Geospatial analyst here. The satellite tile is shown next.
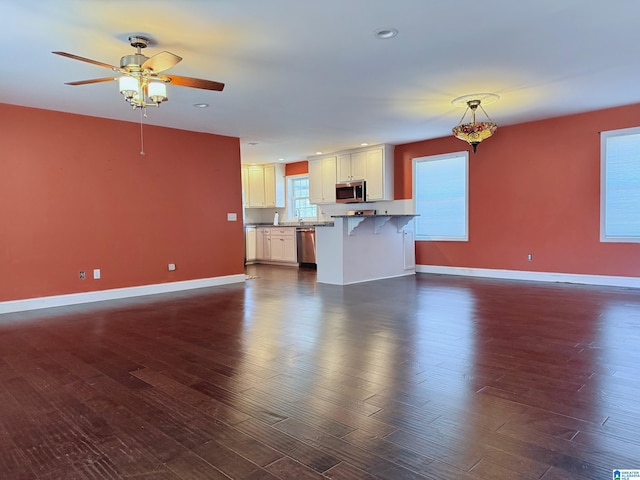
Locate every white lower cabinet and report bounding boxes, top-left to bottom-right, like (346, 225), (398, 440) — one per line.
(403, 228), (415, 270)
(253, 227), (297, 264)
(256, 227), (271, 261)
(245, 227), (257, 263)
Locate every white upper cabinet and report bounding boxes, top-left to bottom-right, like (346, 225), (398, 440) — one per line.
(311, 144), (393, 202)
(247, 165), (265, 207)
(242, 164), (285, 208)
(364, 147), (385, 201)
(309, 155), (337, 204)
(338, 152), (366, 182)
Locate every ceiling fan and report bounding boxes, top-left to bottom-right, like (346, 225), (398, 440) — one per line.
(53, 35), (225, 109)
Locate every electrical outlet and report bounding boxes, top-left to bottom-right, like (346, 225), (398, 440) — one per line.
(93, 269), (101, 279)
(168, 263), (176, 271)
(527, 253), (533, 261)
(79, 271), (85, 280)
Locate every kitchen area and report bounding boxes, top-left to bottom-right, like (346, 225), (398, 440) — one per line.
(242, 143), (417, 284)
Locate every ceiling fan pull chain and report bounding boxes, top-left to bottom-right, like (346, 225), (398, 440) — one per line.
(139, 107), (145, 156)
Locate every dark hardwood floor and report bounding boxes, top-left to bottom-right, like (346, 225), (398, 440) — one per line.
(1, 265), (639, 479)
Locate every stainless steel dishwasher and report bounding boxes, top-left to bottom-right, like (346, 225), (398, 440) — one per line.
(296, 227), (316, 267)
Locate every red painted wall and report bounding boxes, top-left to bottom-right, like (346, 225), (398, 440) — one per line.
(0, 103), (244, 302)
(394, 103), (640, 277)
(285, 161), (308, 176)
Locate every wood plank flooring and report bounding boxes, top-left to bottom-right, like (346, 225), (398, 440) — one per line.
(1, 265), (639, 479)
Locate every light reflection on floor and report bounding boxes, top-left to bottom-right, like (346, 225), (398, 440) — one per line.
(237, 265), (640, 475)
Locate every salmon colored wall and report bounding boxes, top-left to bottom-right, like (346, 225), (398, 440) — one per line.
(0, 103), (244, 302)
(394, 103), (640, 277)
(285, 161), (308, 176)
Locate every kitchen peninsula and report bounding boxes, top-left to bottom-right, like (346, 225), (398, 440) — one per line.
(316, 212), (417, 285)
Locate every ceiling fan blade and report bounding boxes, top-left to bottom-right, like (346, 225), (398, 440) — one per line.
(52, 51), (118, 70)
(142, 51), (182, 73)
(65, 77), (117, 86)
(162, 74), (225, 91)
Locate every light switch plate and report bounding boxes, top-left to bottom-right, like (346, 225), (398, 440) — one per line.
(227, 213), (237, 221)
(168, 263), (176, 271)
(93, 269), (101, 279)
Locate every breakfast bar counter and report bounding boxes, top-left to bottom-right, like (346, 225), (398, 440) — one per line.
(316, 214), (417, 285)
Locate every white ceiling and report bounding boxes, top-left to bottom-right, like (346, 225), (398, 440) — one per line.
(2, 1), (639, 164)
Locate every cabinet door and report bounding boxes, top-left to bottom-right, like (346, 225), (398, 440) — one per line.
(255, 229), (264, 259)
(350, 151), (367, 181)
(270, 235), (286, 261)
(247, 166), (266, 207)
(364, 147), (384, 200)
(320, 156), (337, 203)
(403, 228), (415, 270)
(245, 227), (257, 262)
(337, 154), (352, 182)
(241, 166), (249, 207)
(272, 164), (286, 208)
(283, 234), (297, 263)
(264, 165), (275, 207)
(309, 156), (337, 204)
(309, 160), (323, 204)
(263, 230), (271, 260)
(256, 228), (271, 260)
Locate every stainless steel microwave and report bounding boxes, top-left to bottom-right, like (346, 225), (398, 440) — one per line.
(335, 180), (366, 203)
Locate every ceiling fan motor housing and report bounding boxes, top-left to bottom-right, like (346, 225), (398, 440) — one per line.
(121, 36), (151, 71)
(120, 53), (148, 71)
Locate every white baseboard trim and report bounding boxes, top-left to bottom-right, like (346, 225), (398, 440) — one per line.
(318, 271), (416, 286)
(0, 274), (246, 315)
(416, 265), (640, 288)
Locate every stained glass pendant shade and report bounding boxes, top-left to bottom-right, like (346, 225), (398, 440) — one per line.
(452, 99), (498, 153)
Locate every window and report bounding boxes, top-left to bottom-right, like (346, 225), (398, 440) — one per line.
(601, 127), (640, 242)
(287, 175), (317, 220)
(413, 151), (468, 241)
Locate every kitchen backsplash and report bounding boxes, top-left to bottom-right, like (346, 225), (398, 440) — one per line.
(244, 208), (286, 225)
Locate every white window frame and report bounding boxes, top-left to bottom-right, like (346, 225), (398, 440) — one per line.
(600, 126), (640, 243)
(413, 151), (469, 241)
(287, 174), (318, 221)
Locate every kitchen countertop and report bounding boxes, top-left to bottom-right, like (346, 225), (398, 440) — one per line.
(244, 222), (334, 227)
(330, 213), (418, 218)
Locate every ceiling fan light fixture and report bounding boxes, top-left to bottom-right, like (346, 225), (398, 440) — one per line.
(118, 76), (139, 99)
(147, 81), (168, 104)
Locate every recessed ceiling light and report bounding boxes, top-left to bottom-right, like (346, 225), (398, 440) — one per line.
(315, 151), (323, 155)
(360, 143), (369, 146)
(374, 28), (398, 39)
(248, 142), (259, 146)
(278, 158), (285, 162)
(193, 103), (209, 108)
